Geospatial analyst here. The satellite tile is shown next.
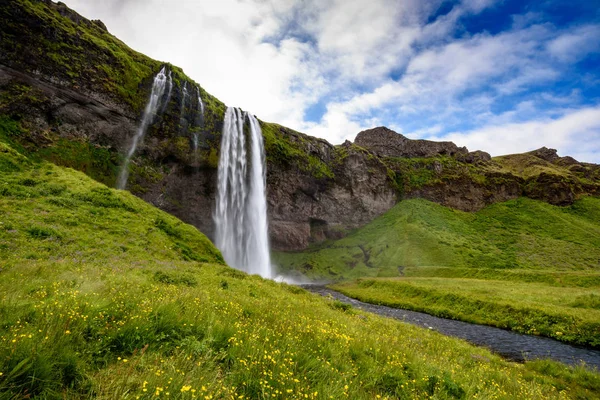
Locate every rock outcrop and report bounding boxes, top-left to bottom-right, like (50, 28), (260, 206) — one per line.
(355, 126), (468, 158)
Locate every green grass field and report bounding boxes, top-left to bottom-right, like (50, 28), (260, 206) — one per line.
(2, 131), (600, 398)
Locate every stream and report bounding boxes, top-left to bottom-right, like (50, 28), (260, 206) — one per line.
(303, 285), (600, 369)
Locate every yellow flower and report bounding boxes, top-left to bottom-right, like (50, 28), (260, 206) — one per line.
(181, 386), (192, 392)
(65, 330), (71, 334)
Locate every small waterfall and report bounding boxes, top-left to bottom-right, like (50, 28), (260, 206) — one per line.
(180, 82), (189, 135)
(215, 107), (271, 278)
(117, 67), (169, 190)
(159, 70), (173, 114)
(192, 87), (205, 154)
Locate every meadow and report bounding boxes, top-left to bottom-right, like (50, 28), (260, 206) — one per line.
(2, 134), (600, 398)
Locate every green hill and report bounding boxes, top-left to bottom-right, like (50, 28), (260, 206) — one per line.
(274, 197), (600, 279)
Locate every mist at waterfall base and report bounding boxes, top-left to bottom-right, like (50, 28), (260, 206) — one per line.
(214, 107), (272, 279)
(117, 67), (171, 190)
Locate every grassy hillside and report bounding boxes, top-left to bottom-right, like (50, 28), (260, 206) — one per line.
(2, 134), (600, 398)
(274, 197), (600, 279)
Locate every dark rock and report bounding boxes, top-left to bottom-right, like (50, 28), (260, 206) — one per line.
(355, 126), (468, 158)
(529, 147), (561, 163)
(524, 173), (579, 206)
(457, 150), (492, 164)
(92, 20), (108, 32)
(267, 140), (397, 251)
(405, 173), (524, 212)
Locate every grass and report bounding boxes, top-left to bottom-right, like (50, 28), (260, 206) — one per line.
(331, 276), (600, 347)
(493, 154), (572, 180)
(261, 121), (334, 179)
(273, 197), (600, 279)
(2, 138), (600, 398)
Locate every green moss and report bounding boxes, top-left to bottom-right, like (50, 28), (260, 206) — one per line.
(35, 139), (119, 187)
(207, 148), (219, 168)
(261, 121), (334, 179)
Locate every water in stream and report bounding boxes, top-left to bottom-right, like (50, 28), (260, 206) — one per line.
(306, 286), (600, 369)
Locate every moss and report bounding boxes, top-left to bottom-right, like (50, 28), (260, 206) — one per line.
(207, 148), (219, 168)
(261, 121), (334, 179)
(35, 139), (119, 187)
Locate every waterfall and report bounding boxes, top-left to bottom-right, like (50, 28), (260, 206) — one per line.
(180, 82), (189, 135)
(192, 87), (205, 154)
(160, 70), (173, 114)
(117, 67), (170, 190)
(215, 107), (271, 278)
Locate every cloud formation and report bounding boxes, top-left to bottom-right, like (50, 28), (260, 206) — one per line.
(65, 0), (600, 162)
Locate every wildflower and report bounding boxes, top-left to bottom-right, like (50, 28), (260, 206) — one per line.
(181, 386), (192, 392)
(65, 330), (71, 334)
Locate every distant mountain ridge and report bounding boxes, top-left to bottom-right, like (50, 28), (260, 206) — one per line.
(0, 0), (598, 252)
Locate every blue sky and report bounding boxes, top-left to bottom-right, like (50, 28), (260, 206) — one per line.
(67, 0), (600, 162)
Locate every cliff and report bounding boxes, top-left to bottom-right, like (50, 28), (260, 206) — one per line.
(0, 0), (598, 253)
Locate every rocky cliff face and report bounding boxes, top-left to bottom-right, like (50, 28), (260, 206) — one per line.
(1, 0), (598, 254)
(267, 138), (396, 250)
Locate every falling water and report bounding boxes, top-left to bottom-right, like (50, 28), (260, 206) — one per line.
(179, 82), (189, 135)
(117, 67), (169, 190)
(215, 107), (271, 278)
(159, 70), (173, 114)
(192, 87), (205, 154)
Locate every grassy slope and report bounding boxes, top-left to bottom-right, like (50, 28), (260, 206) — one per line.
(274, 197), (600, 279)
(2, 140), (600, 398)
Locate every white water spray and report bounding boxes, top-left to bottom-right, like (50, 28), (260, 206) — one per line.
(117, 67), (169, 190)
(215, 107), (271, 278)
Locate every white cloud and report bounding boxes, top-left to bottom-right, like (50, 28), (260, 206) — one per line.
(547, 25), (600, 63)
(433, 106), (600, 162)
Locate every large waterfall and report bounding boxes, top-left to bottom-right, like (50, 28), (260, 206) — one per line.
(117, 67), (170, 190)
(215, 107), (271, 278)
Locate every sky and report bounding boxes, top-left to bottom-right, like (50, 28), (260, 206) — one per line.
(65, 0), (600, 162)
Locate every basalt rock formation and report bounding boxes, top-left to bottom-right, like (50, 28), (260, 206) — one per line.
(0, 0), (598, 253)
